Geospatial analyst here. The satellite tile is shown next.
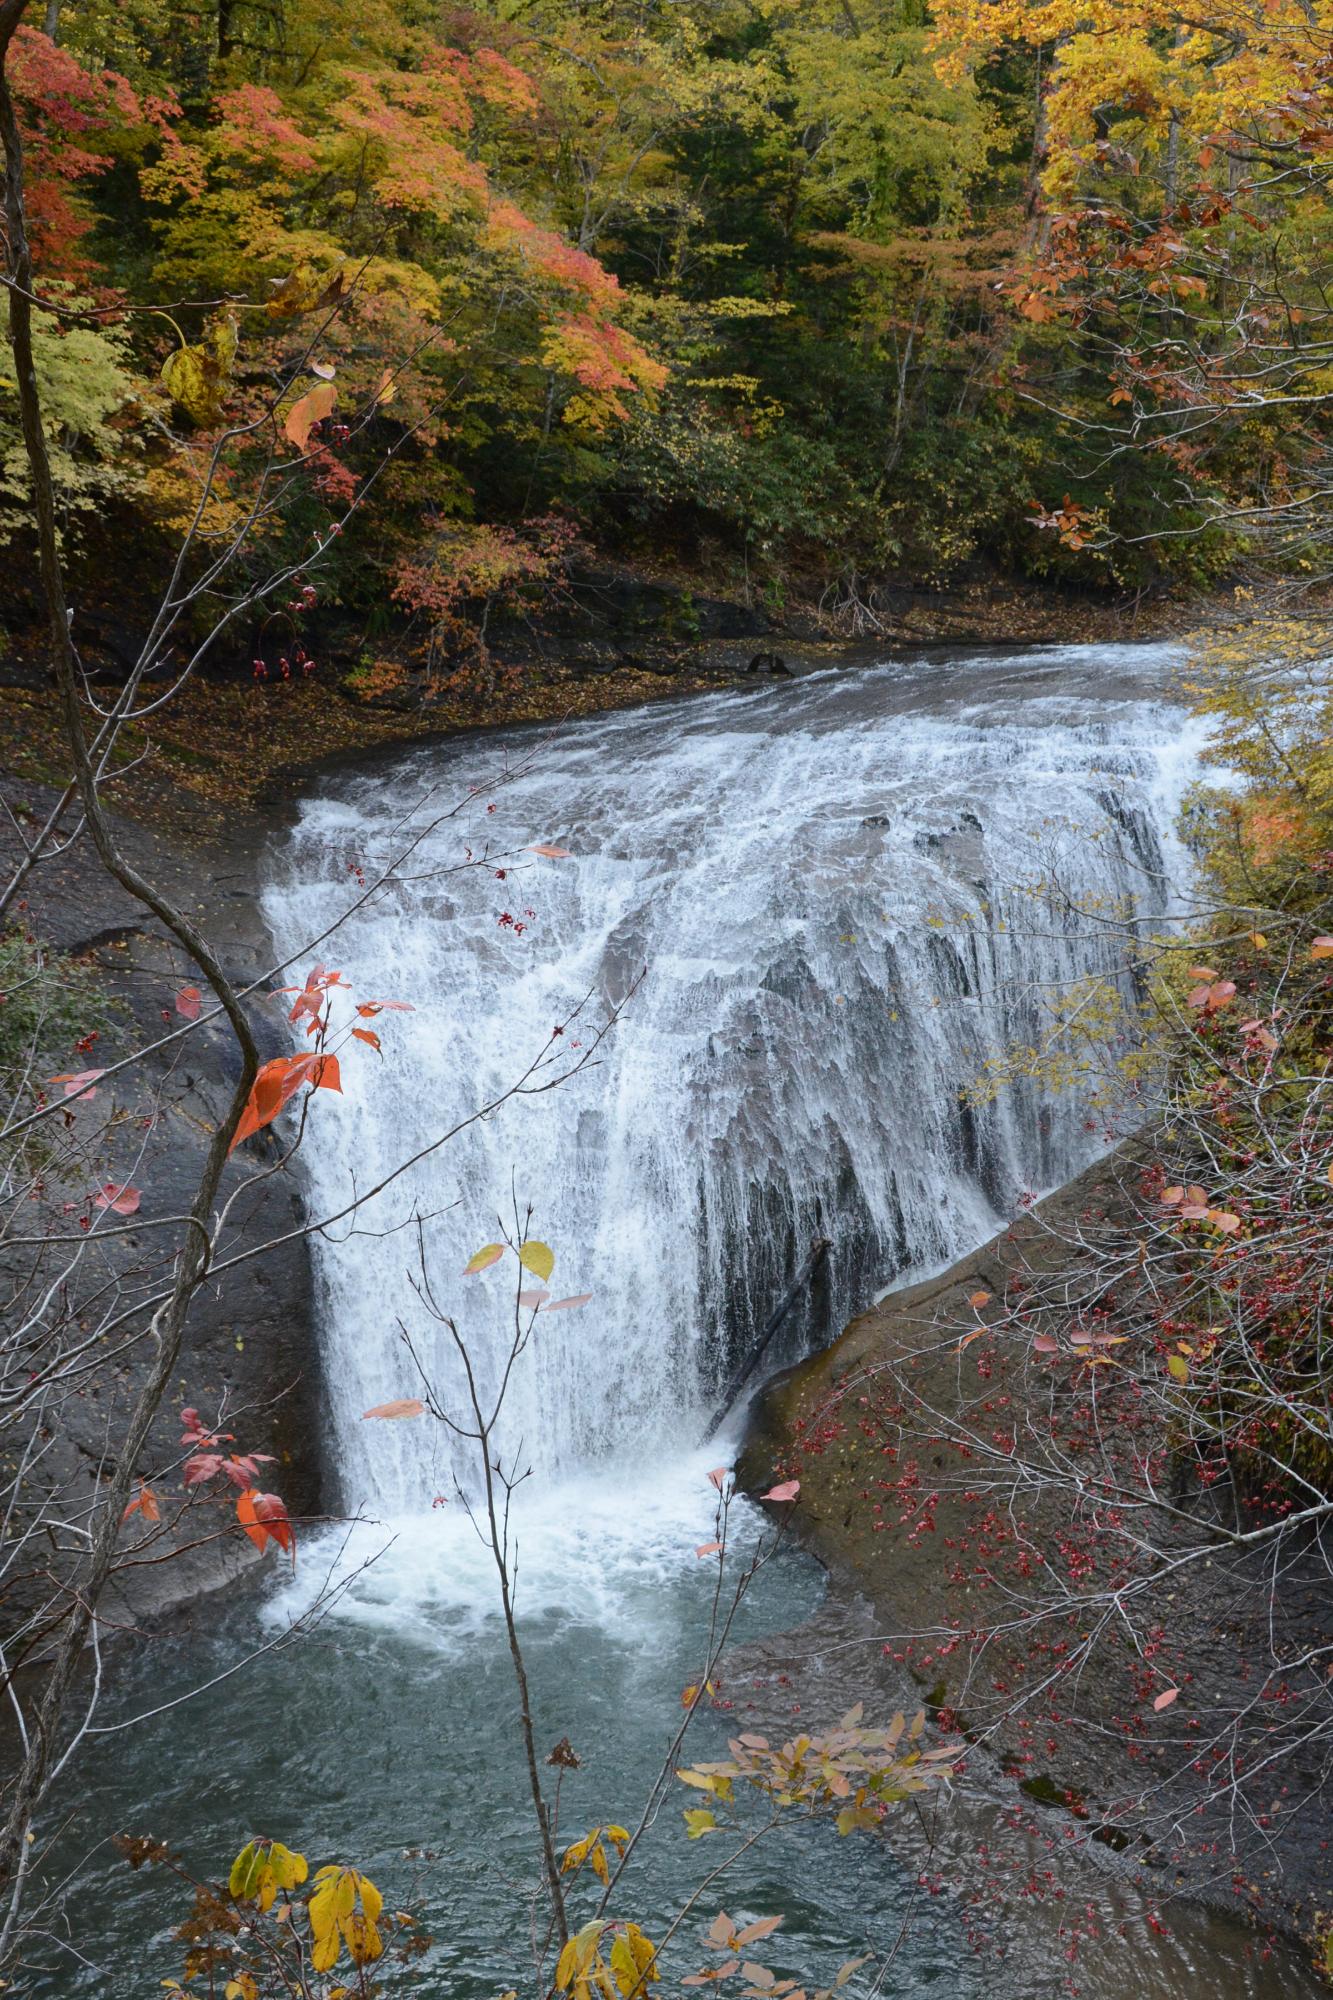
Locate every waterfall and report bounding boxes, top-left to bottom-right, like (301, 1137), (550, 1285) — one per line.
(261, 645), (1205, 1517)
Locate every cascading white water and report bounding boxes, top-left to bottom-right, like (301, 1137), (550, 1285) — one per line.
(57, 647), (1324, 2000)
(261, 644), (1206, 1518)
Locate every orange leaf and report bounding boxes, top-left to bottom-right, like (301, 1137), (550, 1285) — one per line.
(227, 1057), (300, 1153)
(122, 1482), (160, 1524)
(228, 1053), (340, 1153)
(539, 1293), (592, 1311)
(735, 1918), (784, 1947)
(352, 1027), (381, 1051)
(250, 1489), (295, 1557)
(1153, 1687), (1179, 1711)
(94, 1182), (141, 1215)
(529, 843), (572, 859)
(968, 1289), (991, 1308)
(311, 1052), (342, 1093)
(762, 1480), (800, 1502)
(236, 1487), (294, 1558)
(694, 1541), (722, 1557)
(49, 1068), (104, 1100)
(362, 1398), (425, 1420)
(176, 986), (202, 1020)
(235, 1487), (266, 1552)
(284, 379), (336, 450)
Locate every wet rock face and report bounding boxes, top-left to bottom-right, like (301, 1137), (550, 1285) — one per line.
(488, 563), (775, 682)
(738, 1151), (1333, 1942)
(1, 783), (321, 1627)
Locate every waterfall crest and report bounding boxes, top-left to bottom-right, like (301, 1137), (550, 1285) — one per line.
(261, 646), (1204, 1512)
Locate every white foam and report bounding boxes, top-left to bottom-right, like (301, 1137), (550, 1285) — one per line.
(266, 1445), (754, 1653)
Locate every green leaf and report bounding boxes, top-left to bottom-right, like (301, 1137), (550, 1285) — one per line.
(228, 1843), (256, 1898)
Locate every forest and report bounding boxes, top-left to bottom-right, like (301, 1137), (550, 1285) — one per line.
(5, 0), (1331, 653)
(2, 0), (1333, 1997)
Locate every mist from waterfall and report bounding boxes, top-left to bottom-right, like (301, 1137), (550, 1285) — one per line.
(261, 645), (1204, 1519)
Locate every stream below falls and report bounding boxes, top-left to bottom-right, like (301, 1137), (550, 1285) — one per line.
(38, 646), (1324, 1997)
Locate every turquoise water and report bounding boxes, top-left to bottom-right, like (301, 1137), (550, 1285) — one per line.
(36, 1472), (983, 1997)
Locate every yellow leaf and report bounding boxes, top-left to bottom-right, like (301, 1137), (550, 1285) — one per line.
(558, 1923), (607, 1994)
(345, 1911), (383, 1965)
(272, 1842), (307, 1888)
(465, 1243), (506, 1275)
(160, 315), (237, 425)
(611, 1926), (659, 1995)
(683, 1808), (717, 1838)
(358, 1874), (383, 1926)
(311, 1924), (341, 1973)
(1168, 1354), (1190, 1384)
(518, 1240), (555, 1282)
(266, 263), (333, 318)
